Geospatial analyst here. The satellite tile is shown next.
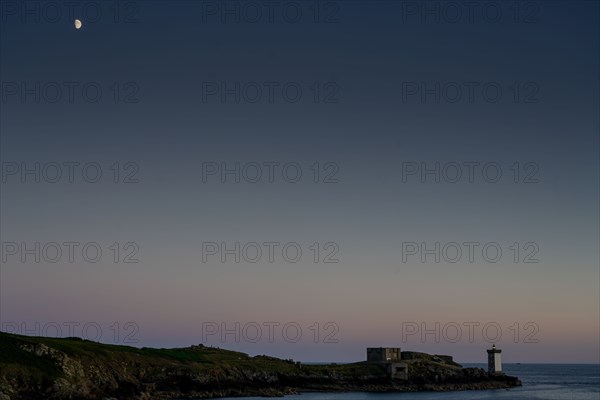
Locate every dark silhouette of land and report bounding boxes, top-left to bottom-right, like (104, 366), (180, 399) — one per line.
(0, 332), (521, 399)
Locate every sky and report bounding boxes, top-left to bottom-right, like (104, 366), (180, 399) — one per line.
(0, 0), (598, 364)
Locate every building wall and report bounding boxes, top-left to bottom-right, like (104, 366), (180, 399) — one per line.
(384, 348), (401, 361)
(487, 351), (502, 373)
(401, 351), (428, 360)
(367, 347), (401, 362)
(494, 353), (502, 372)
(387, 362), (408, 380)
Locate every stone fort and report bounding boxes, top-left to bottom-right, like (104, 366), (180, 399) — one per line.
(366, 347), (407, 380)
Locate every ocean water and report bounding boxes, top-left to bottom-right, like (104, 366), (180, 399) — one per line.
(219, 364), (600, 400)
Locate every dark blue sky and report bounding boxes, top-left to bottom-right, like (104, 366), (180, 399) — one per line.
(1, 1), (598, 363)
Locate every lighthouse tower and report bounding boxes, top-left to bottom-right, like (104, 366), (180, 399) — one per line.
(487, 344), (502, 374)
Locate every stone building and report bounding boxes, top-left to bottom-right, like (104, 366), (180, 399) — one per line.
(387, 362), (408, 380)
(366, 347), (401, 363)
(366, 347), (408, 380)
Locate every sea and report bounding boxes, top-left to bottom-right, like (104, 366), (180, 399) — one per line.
(219, 364), (600, 400)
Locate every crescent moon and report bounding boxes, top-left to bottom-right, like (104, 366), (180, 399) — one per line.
(74, 19), (82, 29)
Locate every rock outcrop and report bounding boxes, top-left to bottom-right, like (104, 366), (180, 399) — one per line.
(0, 332), (521, 399)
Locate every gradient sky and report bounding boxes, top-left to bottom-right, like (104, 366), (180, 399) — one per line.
(0, 0), (598, 364)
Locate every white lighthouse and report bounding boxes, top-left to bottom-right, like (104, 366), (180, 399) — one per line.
(487, 344), (502, 374)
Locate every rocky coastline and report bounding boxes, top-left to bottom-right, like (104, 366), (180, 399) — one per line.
(0, 332), (521, 399)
